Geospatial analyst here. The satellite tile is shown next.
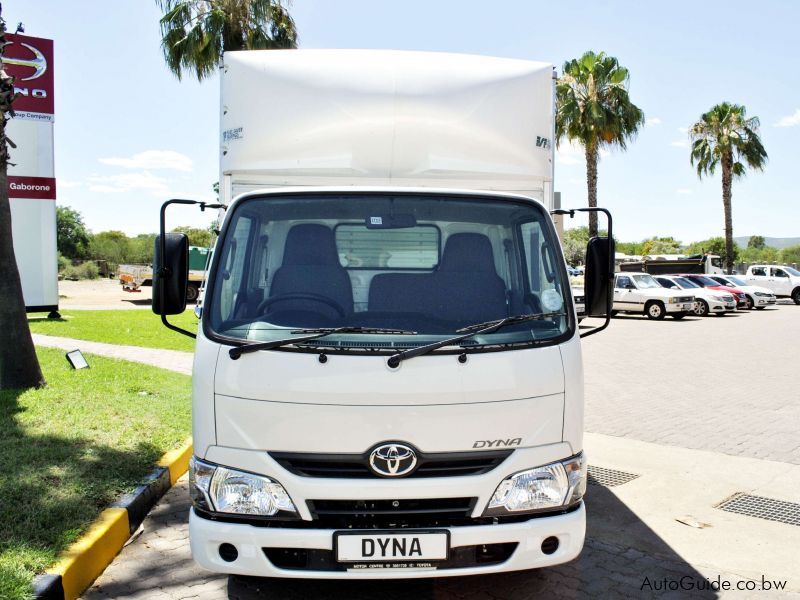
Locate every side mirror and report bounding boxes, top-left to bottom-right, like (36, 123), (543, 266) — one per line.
(153, 233), (189, 315)
(584, 236), (614, 316)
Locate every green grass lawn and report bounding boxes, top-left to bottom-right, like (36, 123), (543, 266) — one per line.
(28, 310), (198, 352)
(0, 348), (191, 600)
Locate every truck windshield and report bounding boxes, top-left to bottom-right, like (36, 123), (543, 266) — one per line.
(205, 193), (570, 352)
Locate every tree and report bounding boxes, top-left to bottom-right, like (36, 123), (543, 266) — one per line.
(747, 235), (765, 249)
(0, 7), (45, 389)
(158, 0), (297, 81)
(56, 205), (91, 259)
(172, 225), (212, 247)
(641, 237), (682, 256)
(689, 102), (767, 273)
(556, 51), (644, 237)
(88, 230), (132, 266)
(780, 244), (800, 266)
(685, 236), (739, 266)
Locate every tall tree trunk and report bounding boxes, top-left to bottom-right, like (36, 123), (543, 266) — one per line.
(721, 152), (734, 274)
(585, 144), (598, 238)
(0, 9), (45, 390)
(0, 170), (46, 389)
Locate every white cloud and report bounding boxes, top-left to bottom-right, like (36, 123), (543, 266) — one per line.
(58, 179), (81, 189)
(647, 117), (662, 125)
(774, 109), (800, 128)
(99, 150), (193, 172)
(556, 140), (584, 166)
(676, 188), (692, 195)
(670, 140), (690, 148)
(86, 171), (170, 196)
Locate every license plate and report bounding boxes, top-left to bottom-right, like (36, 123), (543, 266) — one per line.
(335, 530), (449, 563)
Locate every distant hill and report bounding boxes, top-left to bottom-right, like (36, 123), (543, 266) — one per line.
(734, 236), (800, 249)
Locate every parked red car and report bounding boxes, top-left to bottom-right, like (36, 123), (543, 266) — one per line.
(680, 274), (750, 309)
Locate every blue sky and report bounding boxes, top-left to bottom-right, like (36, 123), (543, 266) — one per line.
(10, 0), (800, 242)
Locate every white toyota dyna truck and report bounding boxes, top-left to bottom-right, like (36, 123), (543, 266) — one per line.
(153, 49), (613, 579)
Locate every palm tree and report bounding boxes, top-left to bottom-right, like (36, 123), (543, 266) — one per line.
(556, 51), (645, 237)
(157, 0), (298, 81)
(689, 103), (767, 273)
(0, 6), (45, 389)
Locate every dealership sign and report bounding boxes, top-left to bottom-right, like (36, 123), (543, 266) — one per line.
(5, 33), (59, 312)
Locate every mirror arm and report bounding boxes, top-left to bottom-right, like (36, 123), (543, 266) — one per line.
(158, 199), (225, 339)
(553, 207), (614, 338)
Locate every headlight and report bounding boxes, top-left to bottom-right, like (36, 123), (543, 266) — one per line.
(484, 453), (586, 515)
(189, 457), (297, 516)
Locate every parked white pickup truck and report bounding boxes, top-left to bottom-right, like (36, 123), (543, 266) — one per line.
(613, 273), (694, 320)
(744, 265), (800, 304)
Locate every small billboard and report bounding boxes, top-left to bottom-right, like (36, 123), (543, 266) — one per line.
(5, 33), (58, 313)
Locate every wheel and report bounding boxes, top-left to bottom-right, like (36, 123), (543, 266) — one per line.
(671, 312), (687, 320)
(693, 299), (709, 317)
(744, 295), (754, 310)
(792, 288), (800, 305)
(185, 284), (199, 303)
(645, 301), (666, 320)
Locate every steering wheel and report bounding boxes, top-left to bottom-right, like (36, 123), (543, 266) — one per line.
(256, 292), (347, 318)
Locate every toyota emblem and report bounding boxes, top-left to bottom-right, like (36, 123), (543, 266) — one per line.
(368, 442), (418, 477)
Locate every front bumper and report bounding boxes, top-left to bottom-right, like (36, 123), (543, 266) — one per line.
(189, 502), (586, 578)
(665, 302), (693, 313)
(754, 296), (776, 306)
(706, 299), (736, 312)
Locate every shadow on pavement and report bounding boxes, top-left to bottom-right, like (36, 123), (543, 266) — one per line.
(225, 485), (719, 599)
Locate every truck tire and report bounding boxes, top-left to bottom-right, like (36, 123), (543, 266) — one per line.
(793, 288), (800, 305)
(693, 299), (709, 317)
(645, 301), (666, 320)
(186, 283), (199, 303)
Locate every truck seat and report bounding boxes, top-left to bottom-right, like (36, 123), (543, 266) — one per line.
(367, 233), (507, 325)
(432, 233), (508, 322)
(267, 224), (354, 320)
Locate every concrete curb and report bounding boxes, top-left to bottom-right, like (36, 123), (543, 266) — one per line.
(32, 438), (193, 600)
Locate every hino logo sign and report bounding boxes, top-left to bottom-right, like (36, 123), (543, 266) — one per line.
(5, 42), (48, 80)
(368, 442), (418, 477)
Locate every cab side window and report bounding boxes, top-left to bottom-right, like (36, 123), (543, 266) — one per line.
(616, 276), (633, 289)
(751, 267), (767, 276)
(772, 268), (788, 278)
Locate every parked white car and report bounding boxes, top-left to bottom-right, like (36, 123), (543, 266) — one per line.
(744, 266), (800, 305)
(613, 273), (695, 320)
(706, 274), (776, 309)
(654, 275), (736, 316)
(572, 287), (585, 322)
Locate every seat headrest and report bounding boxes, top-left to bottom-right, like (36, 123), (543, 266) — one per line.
(282, 224), (340, 266)
(440, 233), (497, 272)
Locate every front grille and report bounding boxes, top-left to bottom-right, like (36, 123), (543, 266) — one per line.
(676, 296), (693, 303)
(307, 497), (477, 529)
(263, 542), (517, 571)
(270, 449), (512, 479)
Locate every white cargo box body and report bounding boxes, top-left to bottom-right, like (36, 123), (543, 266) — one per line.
(219, 49), (554, 206)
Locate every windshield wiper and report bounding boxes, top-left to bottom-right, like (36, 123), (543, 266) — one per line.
(229, 326), (417, 360)
(387, 312), (565, 368)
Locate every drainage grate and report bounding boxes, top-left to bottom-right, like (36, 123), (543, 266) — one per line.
(587, 465), (640, 488)
(716, 493), (800, 526)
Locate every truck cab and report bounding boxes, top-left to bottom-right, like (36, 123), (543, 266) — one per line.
(153, 50), (613, 579)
